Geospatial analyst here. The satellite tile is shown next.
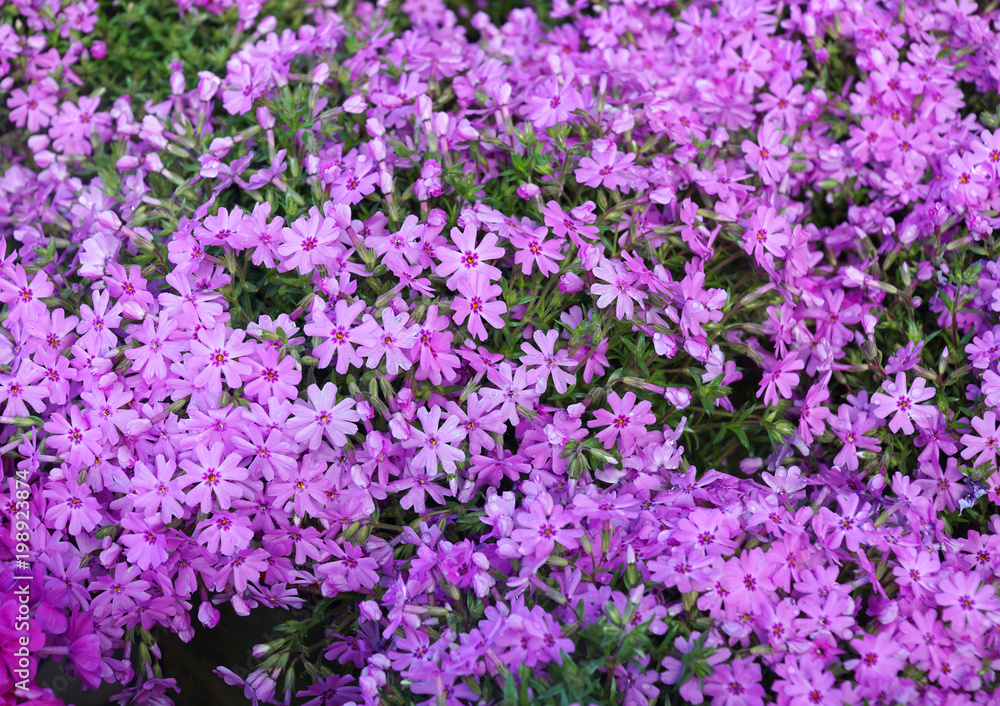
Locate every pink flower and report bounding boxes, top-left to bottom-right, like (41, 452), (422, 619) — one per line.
(356, 310), (418, 374)
(244, 346), (302, 402)
(306, 298), (371, 374)
(523, 79), (583, 129)
(288, 382), (361, 450)
(743, 206), (789, 264)
(435, 223), (505, 288)
(960, 411), (1000, 469)
(401, 405), (466, 474)
(591, 259), (647, 320)
(7, 79), (59, 131)
(43, 478), (102, 535)
(575, 143), (636, 191)
(124, 316), (186, 382)
(132, 456), (187, 523)
(742, 122), (790, 186)
(508, 226), (564, 277)
(0, 265), (54, 324)
(189, 326), (255, 390)
(43, 407), (103, 468)
(452, 272), (507, 341)
(178, 443), (250, 512)
(520, 329), (576, 394)
(848, 632), (906, 682)
(222, 62), (266, 115)
(757, 354), (804, 407)
(120, 515), (169, 570)
(870, 372), (937, 435)
(587, 391), (656, 455)
(703, 657), (766, 706)
(721, 548), (776, 614)
(278, 207), (341, 275)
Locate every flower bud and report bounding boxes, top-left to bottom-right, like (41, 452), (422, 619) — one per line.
(368, 139), (386, 162)
(144, 152), (163, 173)
(416, 94), (433, 122)
(359, 600), (382, 622)
(559, 272), (585, 294)
(389, 412), (411, 441)
(170, 66), (186, 95)
(125, 418), (152, 436)
(198, 601), (221, 628)
(312, 63), (330, 85)
(209, 137), (234, 156)
(197, 71), (222, 101)
(256, 106), (275, 129)
(516, 183), (540, 199)
(97, 210), (122, 232)
(91, 41), (107, 59)
(455, 119), (479, 141)
(664, 387), (691, 409)
(116, 155), (140, 170)
(579, 245), (602, 270)
(344, 94), (367, 114)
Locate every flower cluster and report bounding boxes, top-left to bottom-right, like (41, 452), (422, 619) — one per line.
(2, 0), (1000, 704)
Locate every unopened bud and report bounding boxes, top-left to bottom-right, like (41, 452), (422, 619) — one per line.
(312, 63), (330, 85)
(344, 94), (367, 114)
(97, 210), (122, 232)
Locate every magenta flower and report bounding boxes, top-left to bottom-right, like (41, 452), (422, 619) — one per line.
(131, 456), (187, 523)
(742, 122), (790, 186)
(178, 442), (250, 512)
(43, 407), (103, 468)
(0, 265), (54, 324)
(42, 478), (102, 535)
(870, 372), (936, 435)
(757, 354), (804, 407)
(245, 346), (302, 402)
(222, 62), (266, 115)
(0, 363), (48, 417)
(721, 548), (776, 614)
(120, 515), (169, 570)
(523, 79), (583, 129)
(508, 226), (564, 277)
(306, 299), (370, 375)
(575, 142), (636, 191)
(960, 411), (1000, 469)
(402, 405), (466, 474)
(847, 632), (906, 682)
(357, 310), (418, 374)
(743, 206), (789, 264)
(124, 316), (186, 382)
(703, 657), (765, 706)
(196, 511), (254, 556)
(510, 493), (583, 559)
(189, 326), (255, 390)
(452, 272), (507, 341)
(587, 391), (656, 455)
(520, 329), (576, 394)
(288, 382), (360, 451)
(7, 79), (59, 131)
(435, 223), (505, 288)
(90, 565), (150, 620)
(591, 259), (647, 320)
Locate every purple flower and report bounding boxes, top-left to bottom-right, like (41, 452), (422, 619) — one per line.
(870, 372), (936, 435)
(588, 391), (656, 455)
(178, 442), (250, 512)
(288, 382), (361, 450)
